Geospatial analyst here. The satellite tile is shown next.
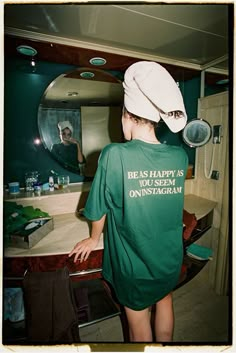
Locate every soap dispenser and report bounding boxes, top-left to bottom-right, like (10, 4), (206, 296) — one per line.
(49, 176), (54, 191)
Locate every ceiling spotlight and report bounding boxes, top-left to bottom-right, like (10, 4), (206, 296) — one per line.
(67, 92), (78, 97)
(89, 57), (106, 66)
(17, 45), (37, 71)
(16, 45), (37, 57)
(216, 78), (229, 85)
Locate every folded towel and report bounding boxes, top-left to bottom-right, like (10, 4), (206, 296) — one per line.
(186, 243), (213, 260)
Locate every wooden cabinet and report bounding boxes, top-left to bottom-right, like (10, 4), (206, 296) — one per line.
(4, 249), (103, 286)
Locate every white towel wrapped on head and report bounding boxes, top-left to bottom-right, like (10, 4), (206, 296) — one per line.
(58, 121), (73, 134)
(123, 61), (187, 133)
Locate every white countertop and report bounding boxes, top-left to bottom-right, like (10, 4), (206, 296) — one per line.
(184, 194), (216, 220)
(4, 194), (216, 258)
(4, 182), (92, 201)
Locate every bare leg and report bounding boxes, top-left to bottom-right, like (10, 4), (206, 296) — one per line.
(124, 306), (153, 342)
(154, 292), (174, 342)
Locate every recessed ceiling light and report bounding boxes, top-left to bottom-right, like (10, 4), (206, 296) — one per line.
(16, 45), (37, 57)
(80, 72), (95, 78)
(67, 92), (78, 97)
(89, 57), (106, 66)
(216, 78), (229, 85)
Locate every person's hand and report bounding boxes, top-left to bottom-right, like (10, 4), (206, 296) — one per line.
(68, 237), (99, 263)
(64, 137), (79, 145)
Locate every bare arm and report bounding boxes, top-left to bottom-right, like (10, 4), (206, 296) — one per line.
(75, 141), (84, 163)
(68, 214), (106, 263)
(64, 137), (85, 163)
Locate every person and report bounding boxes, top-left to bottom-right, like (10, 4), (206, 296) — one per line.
(51, 121), (85, 173)
(69, 61), (189, 342)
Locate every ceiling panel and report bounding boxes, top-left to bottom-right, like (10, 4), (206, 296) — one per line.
(4, 3), (230, 72)
(118, 4), (228, 35)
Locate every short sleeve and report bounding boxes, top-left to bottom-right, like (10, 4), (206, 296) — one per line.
(83, 146), (111, 221)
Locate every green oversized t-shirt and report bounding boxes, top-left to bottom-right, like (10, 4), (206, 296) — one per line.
(84, 140), (188, 310)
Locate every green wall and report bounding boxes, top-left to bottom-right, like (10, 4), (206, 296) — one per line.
(4, 58), (80, 187)
(4, 57), (202, 187)
(156, 77), (201, 167)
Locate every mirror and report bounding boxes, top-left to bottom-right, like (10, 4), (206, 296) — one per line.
(38, 68), (124, 176)
(182, 119), (212, 147)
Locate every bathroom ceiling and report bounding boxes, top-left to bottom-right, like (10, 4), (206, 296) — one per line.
(4, 3), (230, 108)
(4, 3), (229, 74)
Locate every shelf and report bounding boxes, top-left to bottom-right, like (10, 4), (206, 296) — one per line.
(175, 255), (209, 290)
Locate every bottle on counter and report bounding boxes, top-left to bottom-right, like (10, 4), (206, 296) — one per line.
(34, 182), (42, 196)
(49, 176), (54, 191)
(25, 171), (39, 192)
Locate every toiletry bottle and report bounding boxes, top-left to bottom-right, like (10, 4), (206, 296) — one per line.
(49, 176), (54, 191)
(34, 182), (42, 196)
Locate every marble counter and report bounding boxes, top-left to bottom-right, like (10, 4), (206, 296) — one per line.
(184, 194), (216, 220)
(4, 194), (216, 259)
(4, 182), (92, 216)
(4, 213), (103, 258)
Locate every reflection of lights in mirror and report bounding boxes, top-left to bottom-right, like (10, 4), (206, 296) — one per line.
(31, 57), (36, 67)
(67, 92), (78, 97)
(33, 138), (41, 145)
(80, 72), (95, 79)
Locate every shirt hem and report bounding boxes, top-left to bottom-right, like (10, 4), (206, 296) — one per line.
(102, 271), (175, 311)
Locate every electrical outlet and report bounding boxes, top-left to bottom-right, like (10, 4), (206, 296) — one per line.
(211, 170), (220, 180)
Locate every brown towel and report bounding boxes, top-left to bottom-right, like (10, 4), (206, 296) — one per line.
(183, 209), (197, 240)
(23, 267), (80, 344)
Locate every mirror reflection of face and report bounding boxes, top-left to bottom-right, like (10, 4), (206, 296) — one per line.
(60, 128), (72, 144)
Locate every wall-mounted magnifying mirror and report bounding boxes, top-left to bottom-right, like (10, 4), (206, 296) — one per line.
(38, 68), (124, 177)
(182, 119), (212, 147)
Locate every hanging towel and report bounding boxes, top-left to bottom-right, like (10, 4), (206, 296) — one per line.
(183, 209), (197, 240)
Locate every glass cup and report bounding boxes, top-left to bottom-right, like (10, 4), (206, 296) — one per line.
(57, 175), (70, 189)
(9, 182), (20, 194)
(25, 171), (39, 192)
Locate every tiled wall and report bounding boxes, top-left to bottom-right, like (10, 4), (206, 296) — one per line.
(185, 91), (229, 294)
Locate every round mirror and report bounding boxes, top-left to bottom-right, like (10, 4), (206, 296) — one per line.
(182, 119), (212, 147)
(38, 68), (124, 176)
